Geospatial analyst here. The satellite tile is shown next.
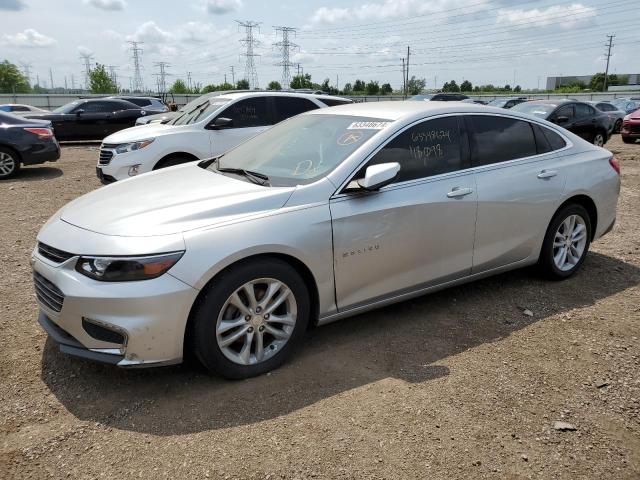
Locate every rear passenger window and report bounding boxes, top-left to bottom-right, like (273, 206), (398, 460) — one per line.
(467, 115), (537, 166)
(575, 103), (593, 118)
(272, 97), (318, 123)
(319, 98), (352, 107)
(128, 98), (152, 107)
(366, 116), (465, 183)
(540, 126), (567, 151)
(221, 97), (270, 128)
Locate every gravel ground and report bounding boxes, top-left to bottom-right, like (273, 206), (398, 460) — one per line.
(1, 136), (639, 479)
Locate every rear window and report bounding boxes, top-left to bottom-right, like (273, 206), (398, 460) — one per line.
(127, 98), (152, 107)
(319, 98), (353, 107)
(468, 115), (537, 166)
(511, 102), (557, 119)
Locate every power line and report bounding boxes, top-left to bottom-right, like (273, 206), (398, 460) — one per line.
(127, 40), (144, 92)
(273, 26), (299, 88)
(19, 62), (32, 84)
(79, 52), (94, 90)
(603, 34), (615, 92)
(237, 20), (261, 89)
(153, 62), (170, 94)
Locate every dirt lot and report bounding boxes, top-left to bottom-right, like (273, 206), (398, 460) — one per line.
(1, 136), (639, 479)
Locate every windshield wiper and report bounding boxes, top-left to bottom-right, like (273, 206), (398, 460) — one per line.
(217, 167), (270, 186)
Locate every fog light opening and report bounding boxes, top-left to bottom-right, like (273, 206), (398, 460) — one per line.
(128, 164), (141, 176)
(82, 317), (128, 353)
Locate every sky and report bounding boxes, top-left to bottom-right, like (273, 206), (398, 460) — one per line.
(1, 0), (639, 91)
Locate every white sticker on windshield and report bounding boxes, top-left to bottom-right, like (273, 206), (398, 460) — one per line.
(347, 121), (391, 130)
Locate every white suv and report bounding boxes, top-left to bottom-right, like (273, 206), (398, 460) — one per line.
(96, 92), (352, 183)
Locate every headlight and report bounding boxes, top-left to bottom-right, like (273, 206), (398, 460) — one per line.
(75, 252), (184, 282)
(115, 138), (154, 154)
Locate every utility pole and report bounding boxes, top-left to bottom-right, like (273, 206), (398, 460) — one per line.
(79, 52), (94, 90)
(36, 73), (40, 88)
(71, 74), (76, 92)
(336, 74), (339, 91)
(19, 62), (32, 85)
(434, 75), (437, 90)
(402, 58), (406, 98)
(406, 46), (410, 95)
(153, 62), (170, 94)
(127, 40), (145, 92)
(603, 34), (615, 92)
(273, 26), (299, 89)
(187, 71), (192, 91)
(49, 68), (54, 91)
(230, 66), (235, 85)
(64, 76), (68, 92)
(237, 20), (261, 89)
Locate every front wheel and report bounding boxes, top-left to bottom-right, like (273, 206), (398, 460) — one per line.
(0, 148), (20, 180)
(613, 119), (622, 133)
(539, 204), (591, 279)
(153, 156), (192, 170)
(592, 131), (605, 147)
(191, 258), (310, 379)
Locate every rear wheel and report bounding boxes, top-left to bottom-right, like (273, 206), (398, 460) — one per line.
(613, 119), (622, 133)
(191, 258), (310, 379)
(592, 131), (605, 147)
(0, 148), (20, 180)
(539, 204), (591, 279)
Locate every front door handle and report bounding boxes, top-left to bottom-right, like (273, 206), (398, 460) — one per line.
(537, 170), (558, 179)
(447, 187), (473, 198)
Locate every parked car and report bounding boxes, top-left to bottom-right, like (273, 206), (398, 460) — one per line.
(0, 112), (60, 179)
(587, 101), (626, 133)
(33, 102), (620, 378)
(487, 97), (528, 109)
(0, 104), (50, 115)
(25, 99), (147, 141)
(608, 98), (640, 115)
(409, 93), (469, 101)
(511, 100), (610, 146)
(621, 109), (640, 144)
(108, 96), (168, 114)
(97, 92), (353, 183)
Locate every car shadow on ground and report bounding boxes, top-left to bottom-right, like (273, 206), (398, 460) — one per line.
(40, 251), (640, 435)
(6, 166), (63, 182)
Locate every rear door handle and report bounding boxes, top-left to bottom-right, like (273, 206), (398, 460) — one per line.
(447, 187), (473, 198)
(537, 170), (558, 179)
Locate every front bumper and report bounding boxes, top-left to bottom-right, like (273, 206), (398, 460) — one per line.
(32, 250), (199, 367)
(621, 122), (640, 138)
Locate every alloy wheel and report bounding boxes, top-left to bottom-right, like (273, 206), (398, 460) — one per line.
(593, 133), (604, 147)
(0, 152), (16, 177)
(552, 214), (588, 272)
(216, 278), (297, 365)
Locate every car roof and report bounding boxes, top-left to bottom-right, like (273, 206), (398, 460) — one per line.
(306, 100), (513, 121)
(212, 91), (351, 102)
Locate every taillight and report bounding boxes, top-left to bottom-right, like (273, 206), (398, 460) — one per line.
(23, 127), (54, 140)
(609, 156), (620, 175)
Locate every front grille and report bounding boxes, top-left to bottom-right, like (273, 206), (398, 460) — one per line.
(630, 124), (640, 134)
(38, 242), (74, 263)
(99, 148), (114, 166)
(34, 272), (65, 313)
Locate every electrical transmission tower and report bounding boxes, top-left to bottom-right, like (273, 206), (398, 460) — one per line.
(603, 34), (615, 92)
(153, 62), (170, 94)
(237, 20), (261, 89)
(79, 52), (94, 90)
(107, 65), (118, 89)
(19, 62), (32, 84)
(273, 26), (299, 88)
(128, 41), (145, 92)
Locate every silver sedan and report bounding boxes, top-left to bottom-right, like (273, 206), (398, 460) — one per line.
(32, 102), (620, 378)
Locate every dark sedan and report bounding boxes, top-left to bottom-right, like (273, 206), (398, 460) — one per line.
(25, 99), (147, 141)
(0, 112), (60, 179)
(511, 100), (611, 146)
(487, 97), (528, 109)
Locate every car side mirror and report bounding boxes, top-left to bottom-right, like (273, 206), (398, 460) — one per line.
(75, 109), (85, 116)
(209, 117), (233, 130)
(555, 115), (569, 124)
(356, 163), (400, 191)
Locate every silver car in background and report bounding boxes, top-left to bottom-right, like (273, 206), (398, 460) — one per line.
(588, 101), (626, 133)
(32, 102), (620, 378)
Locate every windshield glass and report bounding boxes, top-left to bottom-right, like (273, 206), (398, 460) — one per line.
(53, 100), (82, 113)
(408, 95), (432, 101)
(488, 99), (507, 107)
(209, 114), (391, 187)
(511, 102), (557, 118)
(169, 99), (229, 125)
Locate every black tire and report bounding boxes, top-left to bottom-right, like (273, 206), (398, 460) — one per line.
(622, 136), (636, 144)
(613, 119), (622, 134)
(191, 258), (310, 379)
(539, 204), (592, 280)
(0, 147), (20, 180)
(153, 155), (193, 170)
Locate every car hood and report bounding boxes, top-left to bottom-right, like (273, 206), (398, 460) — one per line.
(626, 111), (640, 121)
(59, 163), (295, 237)
(103, 122), (182, 143)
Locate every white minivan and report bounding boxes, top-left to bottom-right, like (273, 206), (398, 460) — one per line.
(96, 92), (352, 183)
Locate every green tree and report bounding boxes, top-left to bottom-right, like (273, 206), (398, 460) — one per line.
(503, 84), (512, 92)
(513, 85), (522, 93)
(169, 79), (189, 94)
(89, 63), (117, 94)
(267, 80), (282, 90)
(406, 76), (426, 95)
(380, 83), (392, 95)
(442, 80), (460, 93)
(589, 72), (619, 91)
(365, 80), (380, 95)
(201, 82), (235, 93)
(473, 86), (480, 92)
(0, 60), (31, 93)
(353, 79), (366, 92)
(290, 74), (312, 89)
(236, 79), (250, 89)
(460, 80), (473, 92)
(342, 82), (353, 95)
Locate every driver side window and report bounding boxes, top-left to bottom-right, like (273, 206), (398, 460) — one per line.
(554, 105), (574, 121)
(363, 116), (466, 184)
(217, 97), (270, 128)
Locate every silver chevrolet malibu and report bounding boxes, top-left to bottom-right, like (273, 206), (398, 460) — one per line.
(32, 102), (620, 378)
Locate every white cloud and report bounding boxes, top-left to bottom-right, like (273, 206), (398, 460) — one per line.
(179, 22), (230, 44)
(0, 0), (27, 11)
(2, 29), (56, 47)
(206, 0), (242, 15)
(127, 21), (174, 43)
(496, 3), (596, 28)
(77, 45), (93, 57)
(84, 0), (125, 10)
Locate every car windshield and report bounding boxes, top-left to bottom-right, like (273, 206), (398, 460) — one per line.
(169, 99), (229, 125)
(408, 95), (432, 101)
(52, 100), (83, 114)
(208, 114), (391, 187)
(510, 102), (557, 118)
(488, 99), (507, 107)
